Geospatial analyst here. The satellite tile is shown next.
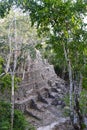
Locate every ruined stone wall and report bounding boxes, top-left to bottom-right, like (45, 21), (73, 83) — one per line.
(15, 51), (67, 108)
(14, 50), (68, 128)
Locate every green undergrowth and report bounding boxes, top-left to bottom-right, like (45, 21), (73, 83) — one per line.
(63, 89), (87, 116)
(0, 101), (35, 130)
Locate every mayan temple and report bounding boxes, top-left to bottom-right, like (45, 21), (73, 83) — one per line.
(14, 51), (72, 130)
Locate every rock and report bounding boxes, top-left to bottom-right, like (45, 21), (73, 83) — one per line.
(37, 93), (48, 104)
(25, 109), (41, 121)
(61, 102), (66, 108)
(48, 92), (55, 99)
(37, 118), (73, 130)
(84, 117), (87, 127)
(53, 121), (73, 130)
(51, 88), (58, 93)
(47, 80), (52, 87)
(13, 50), (68, 128)
(51, 99), (58, 106)
(29, 99), (40, 111)
(52, 118), (73, 130)
(57, 89), (62, 92)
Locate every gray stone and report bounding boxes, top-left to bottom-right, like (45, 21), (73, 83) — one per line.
(14, 51), (68, 128)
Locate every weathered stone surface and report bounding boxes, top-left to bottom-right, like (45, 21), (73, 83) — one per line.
(14, 51), (68, 129)
(37, 118), (73, 130)
(52, 120), (73, 130)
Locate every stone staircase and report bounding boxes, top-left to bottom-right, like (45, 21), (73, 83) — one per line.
(14, 52), (68, 128)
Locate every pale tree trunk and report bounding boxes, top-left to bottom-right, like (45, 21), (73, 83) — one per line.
(63, 44), (73, 120)
(74, 90), (84, 130)
(11, 72), (14, 130)
(5, 25), (15, 130)
(6, 20), (15, 130)
(5, 24), (12, 73)
(73, 72), (84, 130)
(11, 15), (18, 130)
(6, 19), (15, 130)
(68, 60), (73, 117)
(22, 66), (25, 80)
(11, 51), (17, 130)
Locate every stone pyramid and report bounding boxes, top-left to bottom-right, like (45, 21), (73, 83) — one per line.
(14, 50), (68, 128)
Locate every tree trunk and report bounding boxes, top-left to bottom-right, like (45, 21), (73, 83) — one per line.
(79, 73), (82, 95)
(11, 15), (17, 130)
(63, 44), (73, 121)
(11, 73), (14, 130)
(74, 93), (84, 130)
(6, 22), (12, 73)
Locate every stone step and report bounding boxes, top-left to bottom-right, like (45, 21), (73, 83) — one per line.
(37, 117), (70, 130)
(51, 87), (58, 93)
(25, 109), (42, 121)
(25, 115), (41, 127)
(26, 107), (59, 126)
(15, 95), (38, 112)
(36, 101), (49, 110)
(49, 92), (58, 98)
(47, 105), (63, 117)
(21, 80), (47, 89)
(37, 93), (48, 104)
(21, 75), (43, 84)
(45, 98), (53, 105)
(25, 89), (34, 96)
(24, 86), (50, 98)
(29, 99), (42, 111)
(37, 87), (51, 94)
(15, 95), (37, 105)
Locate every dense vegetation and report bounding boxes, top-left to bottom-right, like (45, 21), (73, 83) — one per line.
(17, 0), (87, 129)
(0, 4), (37, 130)
(0, 101), (27, 130)
(0, 0), (87, 130)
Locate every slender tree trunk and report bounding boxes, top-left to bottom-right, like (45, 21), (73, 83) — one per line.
(7, 20), (15, 130)
(5, 23), (12, 73)
(11, 14), (17, 130)
(79, 73), (82, 95)
(63, 44), (73, 120)
(22, 68), (25, 80)
(73, 72), (84, 130)
(74, 92), (84, 130)
(27, 53), (30, 72)
(6, 54), (11, 73)
(11, 72), (14, 130)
